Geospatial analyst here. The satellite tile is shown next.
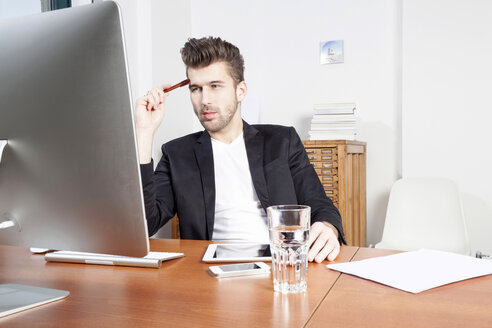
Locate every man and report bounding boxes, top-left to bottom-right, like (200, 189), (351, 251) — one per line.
(136, 37), (345, 262)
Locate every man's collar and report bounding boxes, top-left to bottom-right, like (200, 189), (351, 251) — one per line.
(196, 129), (211, 144)
(243, 120), (260, 140)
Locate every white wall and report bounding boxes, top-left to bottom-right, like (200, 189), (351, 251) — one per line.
(189, 0), (402, 246)
(150, 0), (194, 237)
(111, 0), (153, 100)
(151, 0), (194, 155)
(402, 0), (492, 256)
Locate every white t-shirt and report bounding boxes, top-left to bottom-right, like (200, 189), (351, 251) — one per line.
(211, 133), (269, 243)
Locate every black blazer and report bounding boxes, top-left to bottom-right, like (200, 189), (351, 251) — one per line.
(140, 122), (345, 242)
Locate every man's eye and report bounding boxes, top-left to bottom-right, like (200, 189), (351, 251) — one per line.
(211, 84), (219, 89)
(191, 87), (199, 92)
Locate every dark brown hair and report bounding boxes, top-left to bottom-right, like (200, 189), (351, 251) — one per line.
(181, 36), (245, 85)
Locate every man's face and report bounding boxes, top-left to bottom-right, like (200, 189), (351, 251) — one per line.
(187, 61), (245, 133)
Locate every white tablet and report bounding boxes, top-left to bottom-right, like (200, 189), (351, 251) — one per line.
(202, 244), (272, 263)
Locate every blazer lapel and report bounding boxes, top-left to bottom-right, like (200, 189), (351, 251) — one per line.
(244, 122), (271, 209)
(194, 131), (215, 240)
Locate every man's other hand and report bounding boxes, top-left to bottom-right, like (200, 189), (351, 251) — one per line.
(307, 221), (340, 263)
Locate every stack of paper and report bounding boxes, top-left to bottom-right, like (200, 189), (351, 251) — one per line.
(308, 103), (357, 140)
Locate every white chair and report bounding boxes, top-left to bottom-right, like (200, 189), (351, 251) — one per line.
(375, 178), (470, 255)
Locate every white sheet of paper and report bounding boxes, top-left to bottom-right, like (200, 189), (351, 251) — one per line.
(326, 249), (492, 293)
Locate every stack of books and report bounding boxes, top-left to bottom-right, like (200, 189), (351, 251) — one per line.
(308, 103), (357, 140)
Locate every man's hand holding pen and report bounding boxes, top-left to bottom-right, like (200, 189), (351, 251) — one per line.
(135, 84), (168, 135)
(135, 79), (190, 164)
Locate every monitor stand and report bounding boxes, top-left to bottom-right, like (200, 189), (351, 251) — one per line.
(0, 220), (70, 318)
(0, 216), (69, 317)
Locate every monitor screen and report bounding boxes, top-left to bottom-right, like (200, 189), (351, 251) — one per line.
(0, 2), (149, 257)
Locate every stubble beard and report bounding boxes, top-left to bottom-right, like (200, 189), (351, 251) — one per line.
(198, 101), (239, 133)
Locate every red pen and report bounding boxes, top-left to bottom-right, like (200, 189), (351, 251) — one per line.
(145, 79), (190, 111)
(163, 79), (190, 93)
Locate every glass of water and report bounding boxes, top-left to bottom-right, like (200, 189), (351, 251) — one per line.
(267, 205), (310, 293)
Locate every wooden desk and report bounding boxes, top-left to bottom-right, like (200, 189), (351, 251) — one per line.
(0, 240), (358, 328)
(306, 247), (492, 328)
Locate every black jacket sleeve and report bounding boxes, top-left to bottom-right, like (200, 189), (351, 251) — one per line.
(140, 144), (176, 237)
(287, 127), (346, 244)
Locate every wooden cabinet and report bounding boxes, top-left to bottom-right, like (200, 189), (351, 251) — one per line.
(303, 140), (367, 246)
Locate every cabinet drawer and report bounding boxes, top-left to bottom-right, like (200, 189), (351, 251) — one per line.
(323, 187), (338, 196)
(312, 162), (338, 169)
(320, 175), (338, 182)
(305, 148), (337, 156)
(319, 180), (338, 188)
(314, 167), (338, 176)
(314, 168), (339, 177)
(307, 154), (338, 162)
(317, 175), (338, 185)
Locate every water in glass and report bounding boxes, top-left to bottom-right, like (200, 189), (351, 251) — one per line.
(269, 225), (309, 293)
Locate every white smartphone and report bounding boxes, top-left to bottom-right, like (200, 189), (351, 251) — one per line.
(208, 262), (271, 278)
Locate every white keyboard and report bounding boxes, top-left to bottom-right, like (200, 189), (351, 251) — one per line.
(44, 251), (185, 268)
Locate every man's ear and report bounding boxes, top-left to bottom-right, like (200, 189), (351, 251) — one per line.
(236, 81), (247, 102)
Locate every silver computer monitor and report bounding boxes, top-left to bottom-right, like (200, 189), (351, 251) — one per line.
(0, 2), (149, 257)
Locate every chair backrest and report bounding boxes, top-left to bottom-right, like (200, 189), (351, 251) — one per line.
(375, 178), (470, 255)
(171, 215), (180, 239)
